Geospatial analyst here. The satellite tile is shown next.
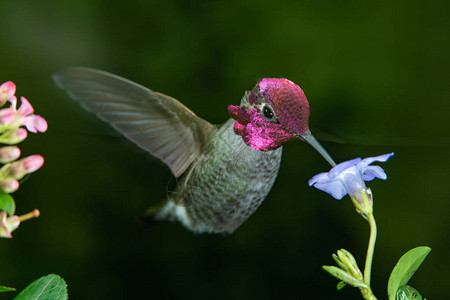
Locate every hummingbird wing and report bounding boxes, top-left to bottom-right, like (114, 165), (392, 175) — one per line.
(53, 67), (216, 178)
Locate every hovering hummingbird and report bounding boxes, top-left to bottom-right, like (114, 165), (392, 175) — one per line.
(53, 68), (335, 234)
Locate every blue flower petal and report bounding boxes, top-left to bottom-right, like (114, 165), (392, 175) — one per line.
(359, 153), (394, 168)
(343, 172), (360, 190)
(308, 172), (331, 186)
(329, 157), (361, 178)
(313, 180), (348, 200)
(362, 165), (387, 181)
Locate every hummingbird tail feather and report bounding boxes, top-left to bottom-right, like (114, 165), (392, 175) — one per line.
(144, 200), (190, 227)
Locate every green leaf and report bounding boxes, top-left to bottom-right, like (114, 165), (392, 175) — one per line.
(14, 274), (68, 300)
(0, 191), (15, 215)
(332, 253), (349, 273)
(336, 281), (347, 290)
(322, 265), (367, 288)
(387, 246), (431, 300)
(0, 285), (16, 293)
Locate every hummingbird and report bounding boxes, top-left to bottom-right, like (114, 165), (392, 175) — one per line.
(53, 68), (335, 234)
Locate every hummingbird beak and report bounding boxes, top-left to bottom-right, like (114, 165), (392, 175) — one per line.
(298, 131), (336, 167)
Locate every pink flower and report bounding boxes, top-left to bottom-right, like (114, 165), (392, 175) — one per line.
(0, 211), (19, 238)
(0, 81), (16, 106)
(0, 82), (48, 134)
(16, 97), (48, 133)
(0, 108), (16, 125)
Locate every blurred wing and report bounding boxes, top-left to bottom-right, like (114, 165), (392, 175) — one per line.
(53, 67), (216, 177)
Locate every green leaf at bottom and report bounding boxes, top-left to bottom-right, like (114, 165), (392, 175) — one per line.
(336, 281), (347, 290)
(14, 274), (68, 300)
(387, 246), (431, 300)
(0, 285), (16, 293)
(0, 191), (15, 215)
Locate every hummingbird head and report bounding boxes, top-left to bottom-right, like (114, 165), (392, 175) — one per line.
(228, 78), (335, 166)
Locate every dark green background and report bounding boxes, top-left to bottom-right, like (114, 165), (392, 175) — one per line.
(0, 1), (449, 299)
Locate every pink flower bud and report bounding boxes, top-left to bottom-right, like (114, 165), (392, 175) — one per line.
(17, 128), (27, 140)
(22, 155), (44, 173)
(0, 82), (16, 106)
(0, 146), (21, 163)
(0, 128), (27, 144)
(0, 81), (16, 97)
(0, 155), (44, 180)
(0, 178), (19, 193)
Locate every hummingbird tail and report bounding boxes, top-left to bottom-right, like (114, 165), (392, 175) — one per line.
(142, 200), (189, 226)
(145, 200), (167, 217)
(140, 201), (165, 225)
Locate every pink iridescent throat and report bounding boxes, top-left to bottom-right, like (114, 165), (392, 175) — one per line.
(227, 105), (296, 151)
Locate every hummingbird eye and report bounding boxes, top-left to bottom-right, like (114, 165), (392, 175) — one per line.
(263, 106), (274, 120)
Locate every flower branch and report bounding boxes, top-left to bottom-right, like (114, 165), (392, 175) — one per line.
(0, 81), (47, 238)
(309, 153), (394, 300)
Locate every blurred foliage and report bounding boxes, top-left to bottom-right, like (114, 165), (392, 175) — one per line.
(0, 0), (448, 299)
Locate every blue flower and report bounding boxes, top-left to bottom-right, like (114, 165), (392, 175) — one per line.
(309, 153), (394, 203)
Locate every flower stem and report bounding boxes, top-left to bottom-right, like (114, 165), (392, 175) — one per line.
(358, 212), (378, 300)
(364, 213), (377, 285)
(17, 209), (40, 222)
(360, 287), (378, 300)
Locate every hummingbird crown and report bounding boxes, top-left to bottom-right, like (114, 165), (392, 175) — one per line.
(228, 78), (310, 151)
